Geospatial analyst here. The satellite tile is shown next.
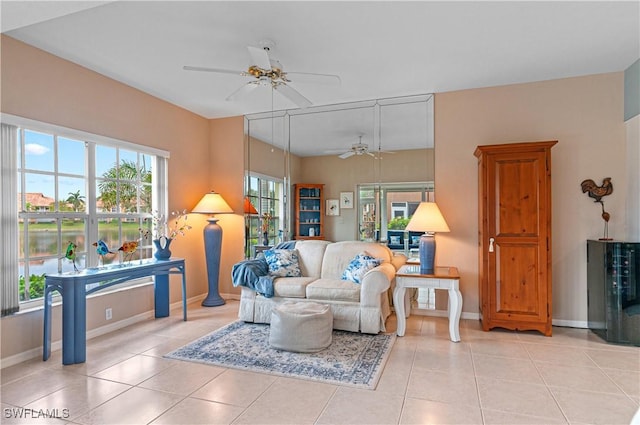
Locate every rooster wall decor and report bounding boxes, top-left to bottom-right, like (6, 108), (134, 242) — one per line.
(581, 177), (613, 240)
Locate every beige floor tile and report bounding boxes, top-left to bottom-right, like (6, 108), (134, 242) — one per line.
(1, 369), (85, 406)
(412, 347), (474, 375)
(91, 331), (178, 355)
(473, 353), (544, 383)
(44, 346), (136, 376)
(481, 407), (568, 424)
(233, 377), (336, 424)
(24, 377), (130, 420)
(476, 377), (565, 421)
(585, 348), (640, 371)
(316, 387), (404, 425)
(550, 386), (639, 425)
(138, 361), (224, 395)
(1, 358), (50, 385)
(140, 337), (191, 357)
(415, 334), (471, 354)
(374, 347), (414, 394)
(91, 354), (173, 385)
(524, 342), (599, 367)
(150, 397), (244, 425)
(602, 367), (640, 398)
(400, 397), (483, 424)
(190, 369), (276, 408)
(537, 362), (624, 394)
(72, 386), (183, 425)
(407, 368), (480, 407)
(469, 338), (530, 358)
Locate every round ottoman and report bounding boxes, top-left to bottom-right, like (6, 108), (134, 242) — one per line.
(269, 301), (333, 353)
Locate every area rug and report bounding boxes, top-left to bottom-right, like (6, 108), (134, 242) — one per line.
(165, 321), (395, 389)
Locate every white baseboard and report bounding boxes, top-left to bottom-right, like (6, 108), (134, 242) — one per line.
(1, 293), (206, 369)
(407, 309), (588, 329)
(552, 319), (588, 329)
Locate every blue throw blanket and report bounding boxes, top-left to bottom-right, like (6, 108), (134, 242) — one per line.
(231, 257), (275, 298)
(231, 241), (299, 298)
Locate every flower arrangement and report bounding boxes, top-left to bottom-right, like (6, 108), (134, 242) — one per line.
(146, 209), (192, 240)
(261, 212), (272, 233)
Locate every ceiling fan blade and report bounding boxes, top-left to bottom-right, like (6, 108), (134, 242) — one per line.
(183, 65), (249, 77)
(286, 71), (341, 86)
(339, 151), (356, 159)
(273, 83), (312, 108)
(247, 46), (272, 70)
(226, 82), (259, 101)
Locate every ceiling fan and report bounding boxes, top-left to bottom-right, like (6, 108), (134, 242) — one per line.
(183, 40), (341, 108)
(335, 136), (395, 159)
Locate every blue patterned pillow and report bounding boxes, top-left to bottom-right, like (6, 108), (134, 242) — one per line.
(341, 253), (382, 284)
(264, 249), (302, 277)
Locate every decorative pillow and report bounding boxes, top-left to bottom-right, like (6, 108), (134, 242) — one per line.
(341, 253), (382, 284)
(264, 249), (302, 277)
(390, 236), (401, 245)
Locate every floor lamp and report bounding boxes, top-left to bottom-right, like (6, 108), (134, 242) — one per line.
(405, 202), (450, 274)
(192, 191), (233, 306)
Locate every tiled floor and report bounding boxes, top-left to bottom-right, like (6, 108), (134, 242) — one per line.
(2, 300), (639, 424)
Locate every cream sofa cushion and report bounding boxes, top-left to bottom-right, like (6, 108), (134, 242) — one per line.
(273, 276), (317, 298)
(306, 278), (360, 302)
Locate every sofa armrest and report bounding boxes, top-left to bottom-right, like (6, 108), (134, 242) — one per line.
(359, 262), (395, 307)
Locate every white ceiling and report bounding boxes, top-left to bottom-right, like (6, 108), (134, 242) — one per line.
(2, 1), (639, 155)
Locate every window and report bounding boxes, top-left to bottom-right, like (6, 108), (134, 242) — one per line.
(357, 182), (434, 245)
(245, 173), (284, 257)
(3, 116), (169, 312)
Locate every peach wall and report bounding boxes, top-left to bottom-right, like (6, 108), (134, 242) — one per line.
(1, 35), (212, 360)
(435, 73), (626, 325)
(208, 116), (246, 297)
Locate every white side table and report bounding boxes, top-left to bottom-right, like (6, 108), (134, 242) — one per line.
(393, 265), (462, 342)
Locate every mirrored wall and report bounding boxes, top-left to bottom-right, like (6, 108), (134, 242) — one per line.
(244, 94), (434, 258)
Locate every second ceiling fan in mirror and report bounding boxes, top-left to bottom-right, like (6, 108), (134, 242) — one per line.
(184, 39), (341, 108)
(331, 135), (395, 159)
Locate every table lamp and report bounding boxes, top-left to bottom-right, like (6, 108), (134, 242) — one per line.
(192, 190), (233, 306)
(405, 202), (450, 274)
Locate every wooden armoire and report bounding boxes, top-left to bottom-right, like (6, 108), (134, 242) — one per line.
(474, 141), (556, 336)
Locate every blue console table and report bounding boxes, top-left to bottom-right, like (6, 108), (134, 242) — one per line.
(43, 258), (187, 365)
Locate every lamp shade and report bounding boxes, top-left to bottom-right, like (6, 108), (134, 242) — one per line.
(243, 196), (258, 214)
(192, 191), (233, 215)
(405, 202), (450, 233)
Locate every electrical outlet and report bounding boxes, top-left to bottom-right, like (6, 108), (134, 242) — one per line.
(105, 308), (112, 320)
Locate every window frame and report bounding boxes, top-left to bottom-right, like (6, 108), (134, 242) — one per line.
(245, 172), (285, 257)
(3, 113), (169, 311)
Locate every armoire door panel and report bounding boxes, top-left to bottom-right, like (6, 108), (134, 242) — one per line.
(491, 155), (543, 237)
(493, 243), (543, 318)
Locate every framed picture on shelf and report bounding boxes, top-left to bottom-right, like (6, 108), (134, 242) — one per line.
(326, 199), (340, 216)
(340, 192), (354, 209)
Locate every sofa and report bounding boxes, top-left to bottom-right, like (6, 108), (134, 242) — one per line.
(232, 240), (407, 334)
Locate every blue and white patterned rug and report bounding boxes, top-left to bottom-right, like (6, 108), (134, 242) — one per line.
(166, 321), (395, 389)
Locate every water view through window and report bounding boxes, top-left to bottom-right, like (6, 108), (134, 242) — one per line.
(17, 128), (157, 302)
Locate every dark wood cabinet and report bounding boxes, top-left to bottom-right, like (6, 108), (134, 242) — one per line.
(294, 184), (324, 240)
(475, 141), (556, 336)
